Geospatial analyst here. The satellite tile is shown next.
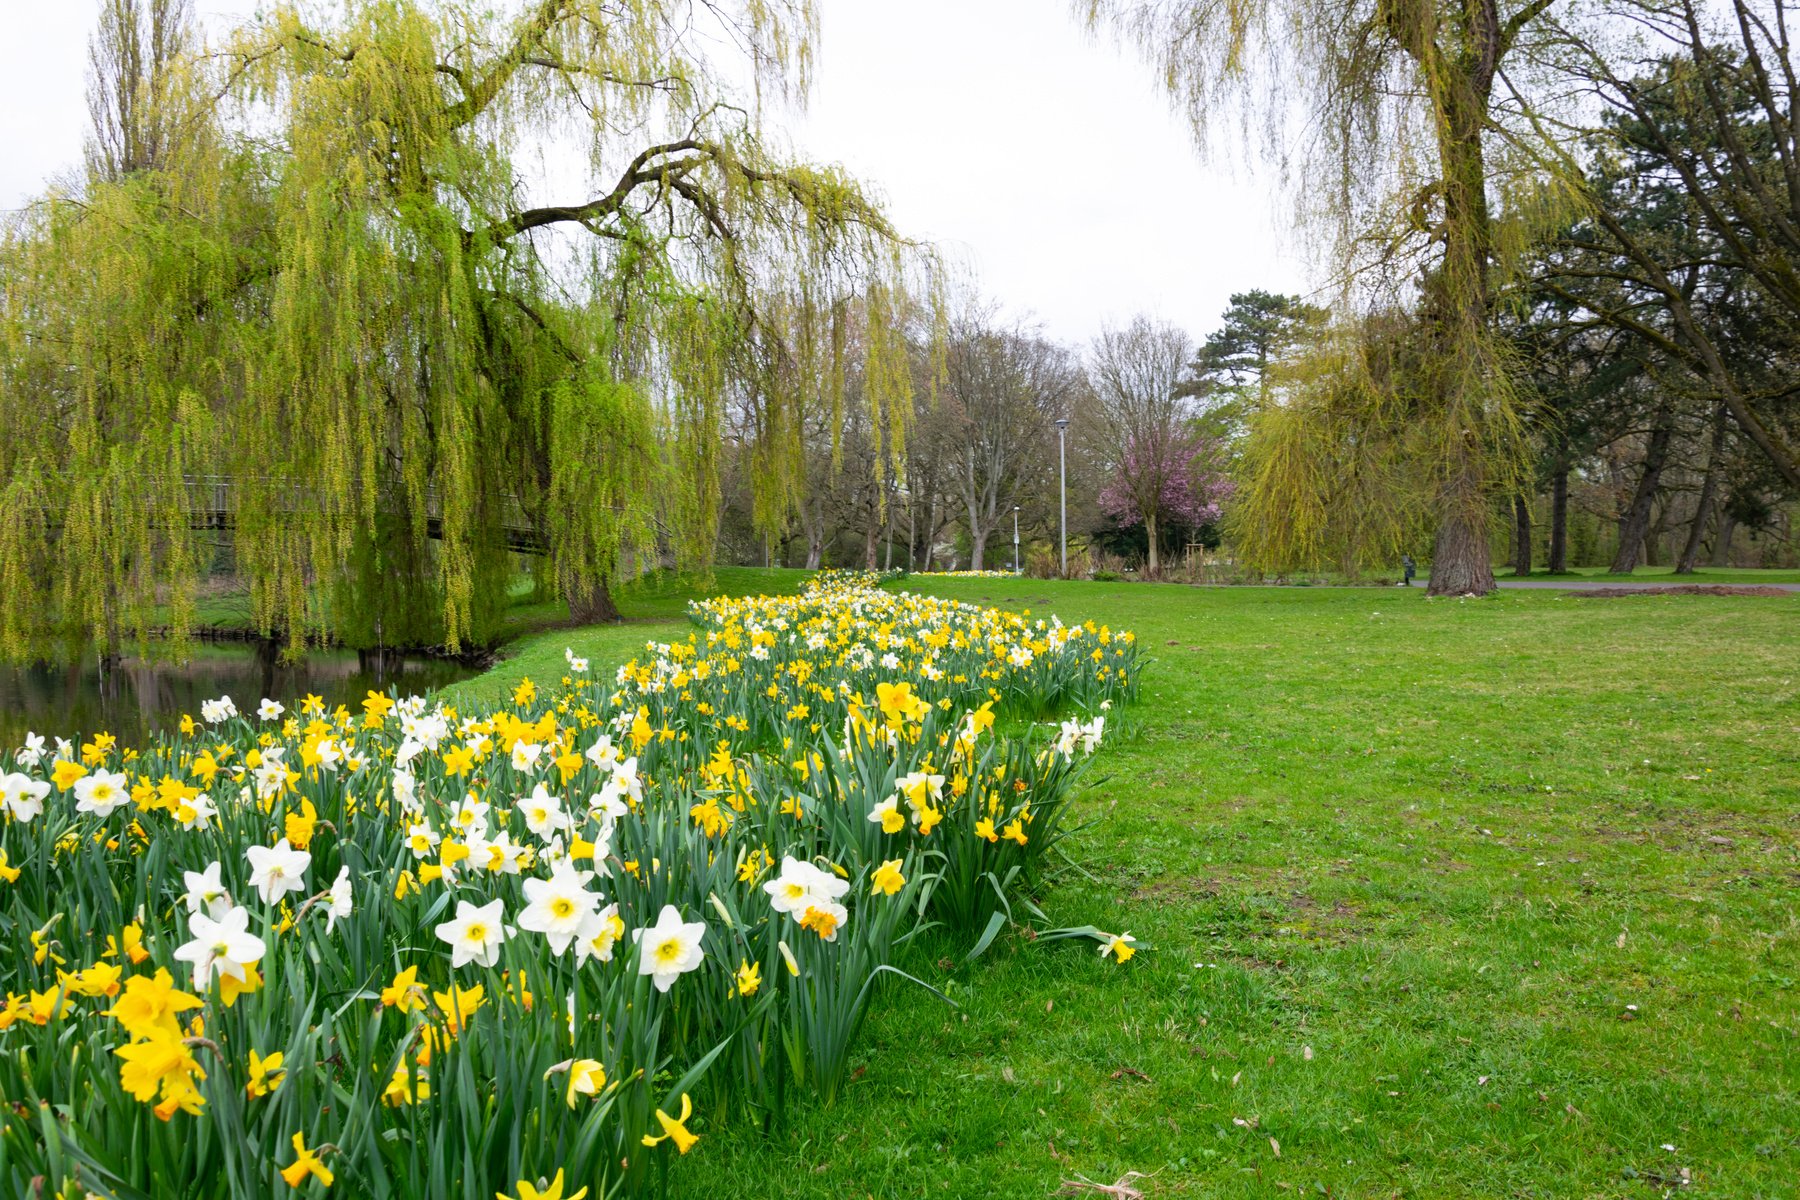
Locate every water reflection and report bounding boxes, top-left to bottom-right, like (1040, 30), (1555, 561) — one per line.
(0, 645), (481, 750)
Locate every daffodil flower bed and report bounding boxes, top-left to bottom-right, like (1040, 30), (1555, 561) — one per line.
(0, 573), (1137, 1199)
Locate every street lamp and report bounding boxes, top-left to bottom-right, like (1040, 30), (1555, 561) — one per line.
(1012, 505), (1021, 574)
(1054, 418), (1070, 577)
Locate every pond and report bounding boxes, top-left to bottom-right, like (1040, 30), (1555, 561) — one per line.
(0, 644), (483, 753)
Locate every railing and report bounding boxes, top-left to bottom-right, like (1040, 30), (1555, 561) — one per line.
(169, 474), (549, 554)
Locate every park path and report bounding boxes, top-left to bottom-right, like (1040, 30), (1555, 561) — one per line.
(1451, 578), (1800, 591)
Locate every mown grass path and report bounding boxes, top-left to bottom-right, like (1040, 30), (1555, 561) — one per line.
(453, 575), (1799, 1198)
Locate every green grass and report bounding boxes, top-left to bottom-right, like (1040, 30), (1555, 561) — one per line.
(450, 574), (1799, 1197)
(438, 567), (812, 708)
(1514, 565), (1800, 584)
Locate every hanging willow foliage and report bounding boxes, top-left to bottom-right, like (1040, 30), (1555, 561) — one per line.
(0, 0), (932, 663)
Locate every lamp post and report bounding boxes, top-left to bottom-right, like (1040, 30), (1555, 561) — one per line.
(1012, 505), (1021, 573)
(1055, 418), (1069, 577)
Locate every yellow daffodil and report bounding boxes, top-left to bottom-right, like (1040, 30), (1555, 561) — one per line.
(280, 1131), (334, 1188)
(870, 859), (906, 896)
(640, 1092), (700, 1154)
(498, 1169), (586, 1200)
(247, 1049), (286, 1098)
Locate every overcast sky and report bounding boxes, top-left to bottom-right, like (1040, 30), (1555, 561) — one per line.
(0, 0), (1311, 347)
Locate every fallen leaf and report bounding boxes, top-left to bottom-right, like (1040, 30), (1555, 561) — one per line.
(1302, 1046), (1313, 1061)
(1109, 1067), (1152, 1083)
(1058, 1172), (1147, 1199)
(1269, 1136), (1281, 1158)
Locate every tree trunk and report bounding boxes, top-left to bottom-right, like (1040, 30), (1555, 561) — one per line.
(1144, 511), (1159, 577)
(1711, 511), (1737, 567)
(1419, 76), (1499, 599)
(567, 577), (621, 624)
(1548, 459), (1570, 573)
(969, 526), (987, 571)
(1609, 400), (1676, 574)
(1511, 494), (1532, 576)
(1676, 402), (1729, 574)
(1427, 509), (1497, 595)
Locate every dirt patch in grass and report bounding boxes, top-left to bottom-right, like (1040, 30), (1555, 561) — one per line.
(1569, 585), (1792, 598)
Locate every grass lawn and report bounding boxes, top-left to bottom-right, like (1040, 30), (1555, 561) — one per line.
(1513, 565), (1800, 584)
(452, 573), (1798, 1198)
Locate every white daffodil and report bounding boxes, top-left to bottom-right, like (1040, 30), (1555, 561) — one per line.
(762, 855), (849, 915)
(435, 897), (508, 968)
(588, 786), (629, 824)
(16, 733), (45, 768)
(173, 904), (266, 989)
(257, 698), (284, 721)
(896, 770), (945, 816)
(450, 794), (490, 835)
(479, 830), (529, 876)
(173, 791), (216, 830)
(245, 838), (311, 905)
(517, 862), (600, 956)
(585, 733), (620, 770)
(630, 904), (707, 993)
(867, 794), (905, 834)
(518, 783), (566, 841)
(797, 898), (850, 943)
(610, 757), (643, 804)
(0, 772), (50, 822)
(181, 861), (234, 920)
(575, 902), (626, 966)
(201, 695), (238, 724)
(73, 769), (129, 818)
(405, 820), (440, 859)
(325, 865), (354, 933)
(252, 750), (291, 802)
(313, 738), (343, 771)
(510, 741), (543, 772)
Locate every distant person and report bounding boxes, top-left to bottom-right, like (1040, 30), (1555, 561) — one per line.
(1402, 554), (1416, 587)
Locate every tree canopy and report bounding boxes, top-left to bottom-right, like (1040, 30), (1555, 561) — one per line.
(0, 0), (931, 664)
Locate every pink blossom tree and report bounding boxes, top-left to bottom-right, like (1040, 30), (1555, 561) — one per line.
(1098, 432), (1234, 572)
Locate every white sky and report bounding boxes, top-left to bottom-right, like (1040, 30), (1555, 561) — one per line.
(0, 0), (1312, 346)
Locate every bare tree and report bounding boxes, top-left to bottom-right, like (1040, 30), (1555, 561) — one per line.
(86, 0), (196, 181)
(1087, 316), (1194, 576)
(942, 308), (1080, 570)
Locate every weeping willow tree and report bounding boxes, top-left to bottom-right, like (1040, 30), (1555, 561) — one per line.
(0, 0), (928, 663)
(1084, 0), (1581, 593)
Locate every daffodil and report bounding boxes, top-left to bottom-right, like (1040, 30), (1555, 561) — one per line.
(245, 839), (311, 905)
(498, 1168), (586, 1200)
(107, 968), (203, 1039)
(172, 904), (266, 990)
(247, 1048), (286, 1097)
(1100, 931), (1137, 963)
(870, 859), (906, 896)
(280, 1131), (334, 1188)
(555, 1057), (606, 1107)
(380, 966), (427, 1012)
(435, 898), (509, 968)
(629, 905), (707, 992)
(73, 768), (129, 817)
(640, 1092), (700, 1154)
(517, 862), (599, 956)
